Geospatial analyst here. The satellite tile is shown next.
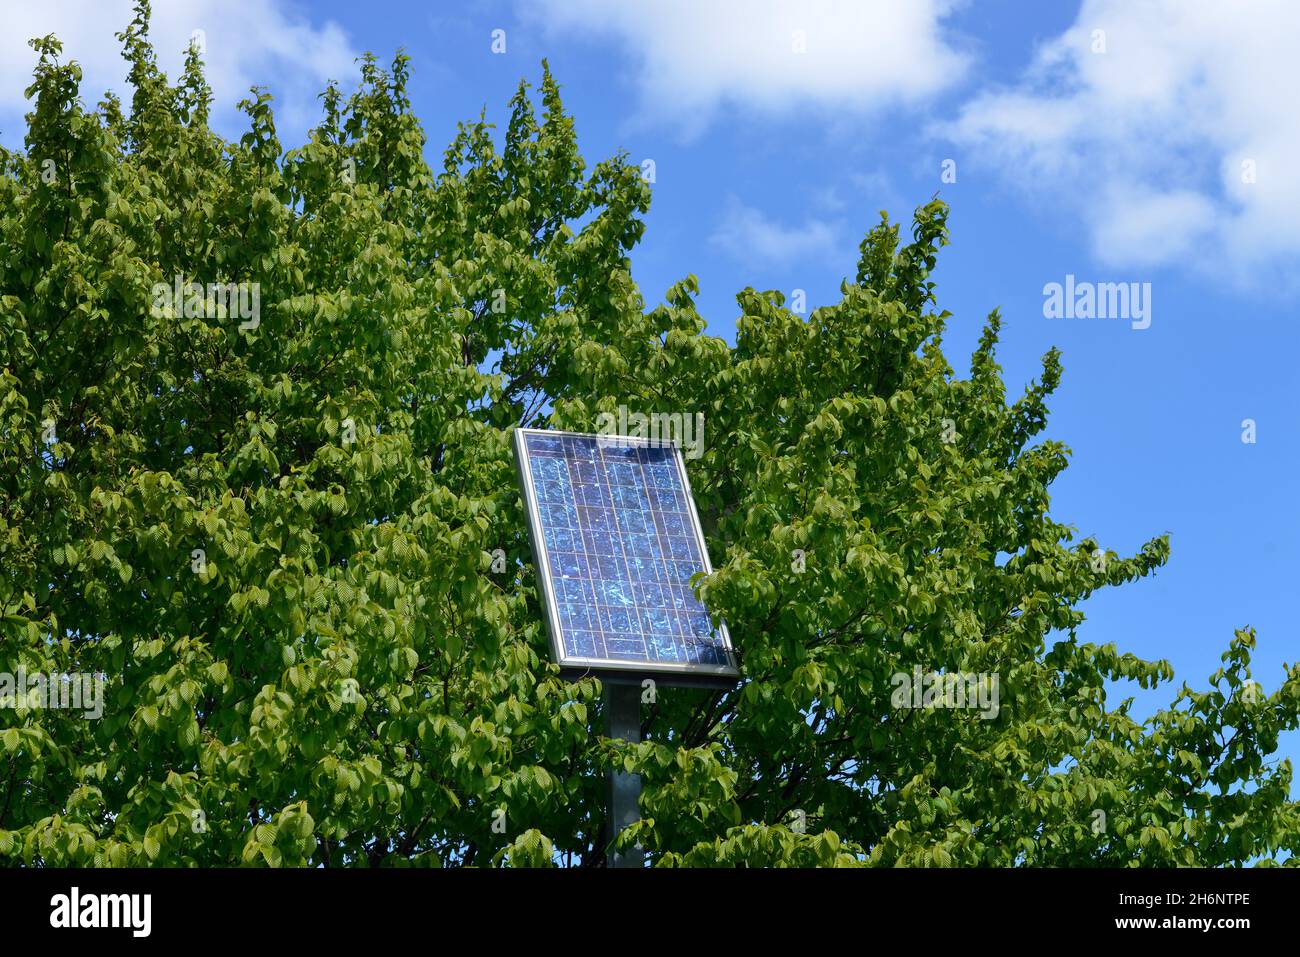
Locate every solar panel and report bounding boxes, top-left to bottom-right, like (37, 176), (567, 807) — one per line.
(513, 428), (739, 683)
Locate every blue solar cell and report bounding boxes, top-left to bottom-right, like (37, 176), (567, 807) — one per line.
(514, 429), (738, 679)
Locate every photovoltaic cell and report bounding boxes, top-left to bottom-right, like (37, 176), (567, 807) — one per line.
(514, 429), (738, 680)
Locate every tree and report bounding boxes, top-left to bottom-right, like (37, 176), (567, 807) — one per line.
(2, 3), (1298, 867)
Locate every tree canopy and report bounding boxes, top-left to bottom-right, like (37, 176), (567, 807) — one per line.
(2, 3), (1298, 867)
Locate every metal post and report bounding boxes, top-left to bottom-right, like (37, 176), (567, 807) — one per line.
(604, 681), (645, 868)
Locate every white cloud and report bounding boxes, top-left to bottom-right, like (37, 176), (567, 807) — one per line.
(0, 0), (356, 145)
(520, 0), (970, 138)
(947, 0), (1300, 283)
(710, 195), (839, 266)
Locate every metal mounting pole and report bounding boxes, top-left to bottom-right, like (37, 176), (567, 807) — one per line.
(604, 680), (645, 868)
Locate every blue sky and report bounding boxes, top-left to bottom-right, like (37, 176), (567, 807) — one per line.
(3, 0), (1297, 781)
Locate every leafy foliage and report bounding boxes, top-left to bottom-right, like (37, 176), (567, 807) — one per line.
(2, 4), (1298, 867)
